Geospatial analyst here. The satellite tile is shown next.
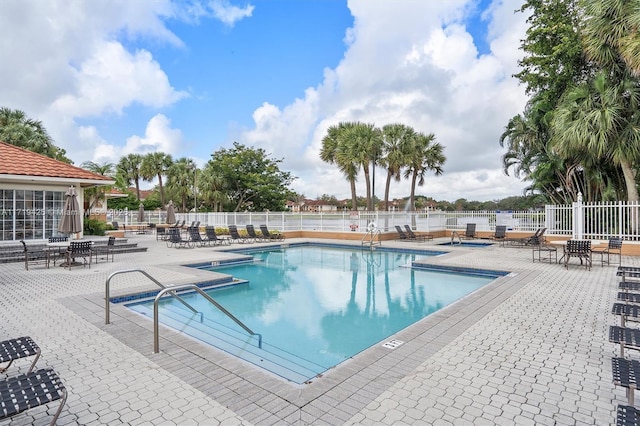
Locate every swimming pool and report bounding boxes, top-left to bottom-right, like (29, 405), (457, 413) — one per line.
(126, 245), (505, 384)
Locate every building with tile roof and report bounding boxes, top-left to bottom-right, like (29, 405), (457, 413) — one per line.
(0, 141), (114, 240)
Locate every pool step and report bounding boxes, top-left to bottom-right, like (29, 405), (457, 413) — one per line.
(130, 303), (326, 384)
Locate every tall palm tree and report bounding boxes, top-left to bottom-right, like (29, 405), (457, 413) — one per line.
(116, 154), (144, 200)
(583, 0), (640, 75)
(320, 122), (359, 210)
(167, 157), (196, 212)
(342, 122), (382, 211)
(379, 123), (416, 211)
(551, 71), (640, 202)
(80, 161), (115, 216)
(140, 152), (173, 207)
(404, 132), (445, 212)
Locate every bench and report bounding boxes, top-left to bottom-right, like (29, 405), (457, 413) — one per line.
(0, 336), (41, 374)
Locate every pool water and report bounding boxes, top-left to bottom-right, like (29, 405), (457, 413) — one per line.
(126, 245), (500, 383)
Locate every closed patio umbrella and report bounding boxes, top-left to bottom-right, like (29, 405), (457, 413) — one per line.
(138, 203), (145, 223)
(166, 200), (176, 224)
(58, 186), (82, 236)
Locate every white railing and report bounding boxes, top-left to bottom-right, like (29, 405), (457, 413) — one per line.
(106, 199), (640, 241)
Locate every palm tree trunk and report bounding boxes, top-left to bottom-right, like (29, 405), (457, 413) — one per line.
(350, 179), (358, 210)
(384, 172), (392, 211)
(363, 164), (371, 211)
(158, 174), (165, 206)
(621, 159), (639, 202)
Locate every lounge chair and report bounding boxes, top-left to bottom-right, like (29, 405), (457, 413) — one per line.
(395, 225), (409, 240)
(203, 226), (230, 246)
(20, 240), (49, 270)
(187, 227), (207, 247)
(65, 241), (92, 269)
(166, 228), (194, 248)
(564, 239), (592, 270)
(592, 237), (623, 266)
(228, 225), (252, 243)
(504, 227), (546, 247)
(246, 225), (263, 242)
(0, 368), (67, 425)
(0, 336), (41, 374)
(156, 226), (167, 241)
(490, 225), (507, 241)
(260, 225), (284, 241)
(93, 236), (115, 263)
(461, 223), (477, 239)
(404, 225), (433, 241)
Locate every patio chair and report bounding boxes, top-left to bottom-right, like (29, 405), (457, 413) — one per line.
(490, 225), (507, 241)
(564, 239), (591, 270)
(0, 368), (67, 426)
(187, 227), (207, 247)
(156, 226), (167, 241)
(47, 236), (68, 267)
(612, 357), (640, 407)
(246, 225), (263, 242)
(228, 225), (252, 243)
(20, 240), (49, 270)
(0, 336), (41, 374)
(404, 225), (433, 241)
(203, 226), (230, 246)
(93, 236), (115, 263)
(166, 227), (194, 248)
(395, 225), (409, 240)
(616, 405), (640, 426)
(504, 227), (546, 247)
(461, 223), (477, 239)
(65, 241), (92, 269)
(592, 237), (623, 266)
(111, 221), (119, 230)
(260, 225), (284, 241)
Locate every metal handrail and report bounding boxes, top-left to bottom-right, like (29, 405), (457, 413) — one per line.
(361, 228), (382, 247)
(153, 284), (262, 353)
(450, 231), (462, 245)
(105, 269), (199, 324)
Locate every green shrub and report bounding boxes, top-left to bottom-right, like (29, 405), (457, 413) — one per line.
(84, 218), (106, 236)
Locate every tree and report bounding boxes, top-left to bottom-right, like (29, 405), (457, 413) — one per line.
(379, 124), (416, 211)
(551, 71), (640, 201)
(320, 122), (359, 210)
(140, 152), (173, 207)
(80, 161), (115, 216)
(404, 133), (445, 211)
(205, 142), (294, 211)
(167, 157), (196, 212)
(116, 154), (144, 200)
(344, 123), (382, 211)
(583, 0), (640, 76)
(0, 107), (71, 163)
(198, 165), (228, 212)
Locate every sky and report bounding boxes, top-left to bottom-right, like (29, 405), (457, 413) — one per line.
(1, 0), (531, 202)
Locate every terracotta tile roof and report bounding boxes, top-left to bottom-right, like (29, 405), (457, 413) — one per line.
(0, 141), (112, 181)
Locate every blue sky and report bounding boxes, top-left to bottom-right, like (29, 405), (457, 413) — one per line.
(2, 0), (529, 202)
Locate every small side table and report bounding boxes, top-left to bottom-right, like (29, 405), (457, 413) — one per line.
(533, 245), (558, 263)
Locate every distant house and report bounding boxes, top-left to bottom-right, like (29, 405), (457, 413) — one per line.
(0, 141), (114, 241)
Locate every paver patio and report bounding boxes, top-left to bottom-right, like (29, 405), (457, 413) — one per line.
(0, 233), (635, 425)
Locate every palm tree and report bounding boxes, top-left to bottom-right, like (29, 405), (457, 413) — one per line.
(583, 0), (640, 75)
(116, 154), (144, 200)
(551, 71), (640, 202)
(342, 122), (382, 211)
(167, 157), (196, 212)
(404, 132), (445, 212)
(140, 152), (173, 207)
(379, 124), (416, 211)
(320, 122), (359, 210)
(199, 164), (228, 212)
(0, 107), (71, 163)
(80, 161), (115, 216)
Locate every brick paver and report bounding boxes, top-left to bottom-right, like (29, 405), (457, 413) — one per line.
(0, 234), (632, 425)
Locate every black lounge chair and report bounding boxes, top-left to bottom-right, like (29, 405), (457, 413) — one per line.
(612, 357), (640, 406)
(166, 228), (194, 248)
(490, 225), (507, 241)
(395, 225), (409, 240)
(228, 225), (252, 243)
(616, 405), (640, 426)
(246, 225), (263, 242)
(564, 239), (591, 270)
(592, 237), (623, 266)
(260, 225), (283, 241)
(93, 236), (115, 263)
(504, 227), (546, 247)
(0, 368), (67, 425)
(187, 227), (207, 247)
(404, 225), (433, 241)
(461, 223), (477, 239)
(203, 226), (230, 246)
(20, 240), (49, 270)
(0, 336), (41, 374)
(65, 241), (92, 269)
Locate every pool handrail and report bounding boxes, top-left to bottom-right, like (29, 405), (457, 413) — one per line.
(153, 284), (262, 353)
(105, 268), (200, 325)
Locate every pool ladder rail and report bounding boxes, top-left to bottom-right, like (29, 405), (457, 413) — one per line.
(104, 269), (262, 353)
(361, 224), (382, 248)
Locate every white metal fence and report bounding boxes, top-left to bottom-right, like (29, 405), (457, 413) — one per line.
(106, 198), (640, 240)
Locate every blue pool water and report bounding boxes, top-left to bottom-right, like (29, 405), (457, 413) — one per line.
(126, 245), (503, 383)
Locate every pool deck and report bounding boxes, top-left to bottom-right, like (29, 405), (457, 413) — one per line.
(0, 234), (634, 425)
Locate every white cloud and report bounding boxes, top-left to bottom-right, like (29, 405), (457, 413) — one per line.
(123, 114), (183, 156)
(237, 0), (530, 202)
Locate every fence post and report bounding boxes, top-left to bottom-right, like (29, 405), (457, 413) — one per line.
(573, 192), (584, 239)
